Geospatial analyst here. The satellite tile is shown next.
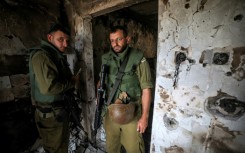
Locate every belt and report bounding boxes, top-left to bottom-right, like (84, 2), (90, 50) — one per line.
(36, 101), (64, 119)
(36, 108), (55, 119)
(36, 107), (64, 119)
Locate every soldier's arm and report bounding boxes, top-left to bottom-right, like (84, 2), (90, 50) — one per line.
(136, 57), (153, 133)
(32, 51), (75, 95)
(138, 88), (151, 133)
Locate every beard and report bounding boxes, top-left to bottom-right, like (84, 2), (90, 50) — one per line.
(112, 44), (127, 53)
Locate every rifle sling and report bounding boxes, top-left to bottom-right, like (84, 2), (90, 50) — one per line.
(106, 54), (129, 105)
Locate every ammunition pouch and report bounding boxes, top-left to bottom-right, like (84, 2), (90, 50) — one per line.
(108, 102), (136, 124)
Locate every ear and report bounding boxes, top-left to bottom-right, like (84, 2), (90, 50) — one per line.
(47, 34), (52, 41)
(126, 36), (131, 44)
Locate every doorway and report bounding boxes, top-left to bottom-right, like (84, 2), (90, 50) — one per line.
(91, 0), (158, 152)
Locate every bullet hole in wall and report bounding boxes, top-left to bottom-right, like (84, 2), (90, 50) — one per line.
(204, 91), (245, 120)
(225, 72), (232, 76)
(175, 52), (187, 64)
(200, 49), (231, 67)
(173, 52), (195, 88)
(173, 52), (186, 89)
(163, 114), (179, 130)
(185, 3), (190, 9)
(234, 14), (243, 22)
(212, 52), (229, 65)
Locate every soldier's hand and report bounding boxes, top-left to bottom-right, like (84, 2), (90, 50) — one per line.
(137, 116), (148, 134)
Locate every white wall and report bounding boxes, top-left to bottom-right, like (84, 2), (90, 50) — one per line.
(151, 0), (245, 152)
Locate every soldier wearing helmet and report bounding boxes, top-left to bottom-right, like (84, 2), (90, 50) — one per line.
(100, 25), (153, 153)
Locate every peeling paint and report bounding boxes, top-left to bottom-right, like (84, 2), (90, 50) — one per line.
(158, 86), (177, 112)
(199, 49), (213, 66)
(233, 67), (245, 81)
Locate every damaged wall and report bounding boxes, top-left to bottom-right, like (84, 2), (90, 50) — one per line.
(151, 0), (245, 153)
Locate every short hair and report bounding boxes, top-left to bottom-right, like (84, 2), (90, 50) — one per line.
(109, 25), (128, 37)
(48, 23), (70, 35)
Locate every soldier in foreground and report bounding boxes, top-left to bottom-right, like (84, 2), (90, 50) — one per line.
(29, 23), (80, 153)
(95, 25), (153, 153)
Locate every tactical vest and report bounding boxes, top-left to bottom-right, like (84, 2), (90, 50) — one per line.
(29, 41), (72, 103)
(101, 47), (143, 103)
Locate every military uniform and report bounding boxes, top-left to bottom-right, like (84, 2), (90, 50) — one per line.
(101, 46), (153, 153)
(29, 40), (75, 153)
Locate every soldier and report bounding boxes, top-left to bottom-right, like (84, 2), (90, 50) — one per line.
(100, 25), (153, 153)
(29, 23), (79, 153)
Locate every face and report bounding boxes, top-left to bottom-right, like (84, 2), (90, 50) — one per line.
(47, 30), (69, 52)
(110, 29), (129, 53)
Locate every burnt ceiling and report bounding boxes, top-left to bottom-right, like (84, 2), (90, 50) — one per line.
(100, 0), (158, 30)
(118, 0), (158, 30)
(1, 0), (158, 31)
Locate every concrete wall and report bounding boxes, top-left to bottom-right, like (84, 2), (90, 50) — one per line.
(151, 0), (245, 152)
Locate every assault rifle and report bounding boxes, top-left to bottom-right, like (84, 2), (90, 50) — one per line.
(62, 68), (84, 130)
(93, 64), (108, 136)
(63, 90), (83, 129)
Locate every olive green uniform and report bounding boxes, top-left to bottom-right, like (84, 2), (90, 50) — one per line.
(101, 46), (153, 153)
(29, 40), (75, 153)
